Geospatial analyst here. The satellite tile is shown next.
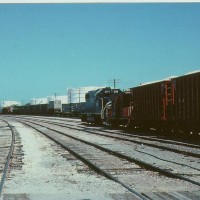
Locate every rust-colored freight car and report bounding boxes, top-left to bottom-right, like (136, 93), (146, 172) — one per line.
(172, 71), (200, 134)
(130, 79), (174, 130)
(105, 91), (132, 126)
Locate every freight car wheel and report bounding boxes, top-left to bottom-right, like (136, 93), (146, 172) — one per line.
(110, 121), (119, 128)
(94, 116), (102, 125)
(81, 114), (87, 122)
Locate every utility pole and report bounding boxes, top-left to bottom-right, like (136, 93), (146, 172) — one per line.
(34, 99), (36, 113)
(69, 90), (72, 113)
(77, 88), (84, 103)
(53, 93), (58, 100)
(108, 79), (120, 89)
(78, 88), (81, 103)
(68, 88), (84, 103)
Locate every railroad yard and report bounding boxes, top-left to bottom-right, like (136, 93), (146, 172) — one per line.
(0, 115), (199, 200)
(1, 2), (200, 199)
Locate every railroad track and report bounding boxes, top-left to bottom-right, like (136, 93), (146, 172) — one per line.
(16, 115), (200, 149)
(15, 118), (200, 191)
(18, 120), (146, 200)
(9, 117), (200, 178)
(14, 116), (200, 159)
(0, 120), (15, 196)
(2, 116), (200, 199)
(18, 118), (200, 185)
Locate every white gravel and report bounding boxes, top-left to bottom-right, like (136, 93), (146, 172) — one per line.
(1, 121), (129, 200)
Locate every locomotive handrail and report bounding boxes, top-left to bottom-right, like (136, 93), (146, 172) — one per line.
(101, 101), (111, 120)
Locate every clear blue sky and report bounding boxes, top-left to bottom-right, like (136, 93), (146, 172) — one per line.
(0, 3), (200, 102)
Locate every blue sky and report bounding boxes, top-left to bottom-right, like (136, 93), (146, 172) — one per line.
(0, 3), (200, 102)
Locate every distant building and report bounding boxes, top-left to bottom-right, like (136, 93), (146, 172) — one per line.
(30, 98), (48, 105)
(47, 95), (68, 104)
(30, 96), (68, 105)
(67, 86), (104, 103)
(0, 101), (21, 107)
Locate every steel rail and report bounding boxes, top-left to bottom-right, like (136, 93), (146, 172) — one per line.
(9, 116), (200, 172)
(0, 120), (15, 196)
(19, 120), (147, 200)
(19, 119), (200, 187)
(12, 116), (200, 149)
(20, 115), (200, 149)
(85, 125), (200, 149)
(18, 117), (200, 158)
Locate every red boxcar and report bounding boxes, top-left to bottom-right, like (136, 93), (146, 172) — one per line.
(172, 71), (200, 133)
(130, 79), (175, 130)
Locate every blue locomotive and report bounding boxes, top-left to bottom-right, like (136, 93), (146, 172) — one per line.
(81, 87), (121, 124)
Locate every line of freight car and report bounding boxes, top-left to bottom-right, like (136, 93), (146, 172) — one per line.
(61, 102), (86, 117)
(2, 70), (200, 136)
(13, 104), (57, 115)
(10, 102), (86, 117)
(104, 71), (200, 135)
(12, 100), (62, 115)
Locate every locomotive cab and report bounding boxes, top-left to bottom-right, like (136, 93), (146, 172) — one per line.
(81, 87), (122, 124)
